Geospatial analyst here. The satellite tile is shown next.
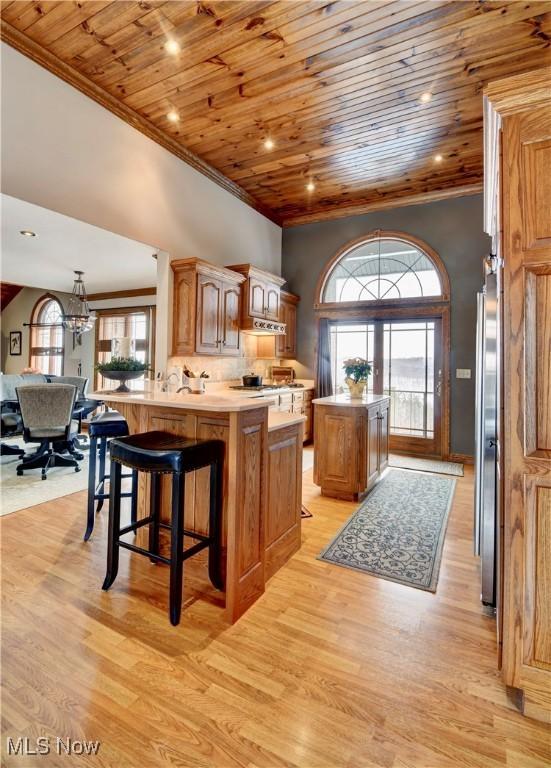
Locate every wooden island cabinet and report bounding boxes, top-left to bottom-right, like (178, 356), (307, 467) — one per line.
(313, 394), (390, 501)
(94, 391), (304, 624)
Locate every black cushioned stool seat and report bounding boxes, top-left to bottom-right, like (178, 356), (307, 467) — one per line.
(89, 411), (129, 438)
(102, 430), (225, 626)
(85, 411), (137, 542)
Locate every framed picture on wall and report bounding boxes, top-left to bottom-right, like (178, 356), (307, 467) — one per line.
(9, 331), (22, 356)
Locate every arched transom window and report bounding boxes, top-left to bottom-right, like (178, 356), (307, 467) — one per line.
(30, 295), (65, 375)
(320, 233), (446, 304)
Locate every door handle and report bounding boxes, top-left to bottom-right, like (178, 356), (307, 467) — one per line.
(436, 369), (443, 397)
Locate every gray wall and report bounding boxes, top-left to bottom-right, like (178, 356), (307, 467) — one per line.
(281, 194), (491, 456)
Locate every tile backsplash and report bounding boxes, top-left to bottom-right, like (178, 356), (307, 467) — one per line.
(168, 336), (279, 383)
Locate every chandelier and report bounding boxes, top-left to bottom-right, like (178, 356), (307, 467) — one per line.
(61, 270), (96, 334)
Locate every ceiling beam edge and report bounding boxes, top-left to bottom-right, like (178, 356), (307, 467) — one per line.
(0, 21), (281, 227)
(281, 183), (484, 227)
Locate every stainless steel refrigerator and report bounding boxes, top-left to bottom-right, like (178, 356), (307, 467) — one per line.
(474, 255), (501, 609)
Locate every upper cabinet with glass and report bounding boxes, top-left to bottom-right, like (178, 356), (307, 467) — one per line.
(318, 231), (449, 307)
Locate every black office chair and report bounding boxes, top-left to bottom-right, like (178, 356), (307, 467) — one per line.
(0, 374), (36, 458)
(0, 403), (25, 457)
(16, 384), (83, 479)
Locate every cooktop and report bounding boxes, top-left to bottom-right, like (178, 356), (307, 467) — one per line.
(230, 383), (304, 391)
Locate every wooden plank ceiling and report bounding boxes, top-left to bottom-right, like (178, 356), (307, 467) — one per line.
(0, 282), (23, 310)
(1, 1), (550, 226)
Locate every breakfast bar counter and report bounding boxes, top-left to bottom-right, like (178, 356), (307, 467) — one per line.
(91, 390), (304, 623)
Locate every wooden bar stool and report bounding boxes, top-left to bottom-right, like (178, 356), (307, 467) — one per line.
(102, 430), (224, 625)
(85, 411), (137, 542)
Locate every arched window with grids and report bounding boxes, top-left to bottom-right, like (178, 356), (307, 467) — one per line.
(316, 231), (451, 458)
(29, 294), (65, 375)
(318, 230), (449, 306)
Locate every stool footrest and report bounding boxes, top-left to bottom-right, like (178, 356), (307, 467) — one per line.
(179, 539), (211, 560)
(95, 490), (133, 501)
(116, 536), (211, 563)
(118, 540), (171, 565)
(119, 516), (153, 536)
(158, 521), (210, 542)
(98, 472), (133, 484)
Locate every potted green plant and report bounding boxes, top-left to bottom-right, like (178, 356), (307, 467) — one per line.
(96, 357), (149, 393)
(342, 357), (372, 398)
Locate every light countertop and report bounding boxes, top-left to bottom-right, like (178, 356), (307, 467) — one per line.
(90, 380), (314, 413)
(267, 411), (306, 432)
(312, 393), (390, 407)
(90, 390), (278, 413)
(90, 390), (307, 432)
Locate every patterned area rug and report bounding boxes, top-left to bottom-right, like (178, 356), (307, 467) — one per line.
(389, 454), (464, 477)
(319, 469), (456, 592)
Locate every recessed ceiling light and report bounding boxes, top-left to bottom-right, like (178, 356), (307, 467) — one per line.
(420, 92), (432, 103)
(434, 154), (443, 163)
(164, 39), (180, 56)
(167, 110), (180, 123)
(306, 182), (315, 192)
(264, 138), (274, 150)
(19, 230), (36, 237)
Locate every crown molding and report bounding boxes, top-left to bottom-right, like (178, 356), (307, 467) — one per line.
(280, 183), (484, 227)
(86, 287), (156, 302)
(0, 21), (281, 226)
(484, 66), (551, 117)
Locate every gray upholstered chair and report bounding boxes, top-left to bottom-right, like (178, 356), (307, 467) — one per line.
(0, 373), (48, 457)
(16, 384), (83, 479)
(48, 375), (96, 446)
(47, 375), (88, 398)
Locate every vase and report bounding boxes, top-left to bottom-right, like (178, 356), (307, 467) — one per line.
(345, 378), (366, 399)
(100, 369), (145, 393)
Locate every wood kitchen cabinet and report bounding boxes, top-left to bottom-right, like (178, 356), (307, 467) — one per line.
(265, 420), (303, 580)
(256, 290), (300, 361)
(485, 68), (551, 722)
(303, 394), (313, 442)
(228, 264), (286, 332)
(172, 258), (245, 357)
(313, 395), (390, 500)
(366, 405), (381, 489)
(271, 388), (313, 443)
(276, 291), (299, 359)
(246, 275), (280, 321)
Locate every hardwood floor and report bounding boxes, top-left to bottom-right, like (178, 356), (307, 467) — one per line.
(1, 468), (550, 767)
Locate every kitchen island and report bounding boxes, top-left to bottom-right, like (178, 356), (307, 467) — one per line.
(91, 390), (305, 623)
(313, 393), (390, 501)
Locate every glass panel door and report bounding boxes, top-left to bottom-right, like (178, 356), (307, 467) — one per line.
(329, 323), (375, 394)
(383, 321), (435, 438)
(329, 317), (442, 456)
